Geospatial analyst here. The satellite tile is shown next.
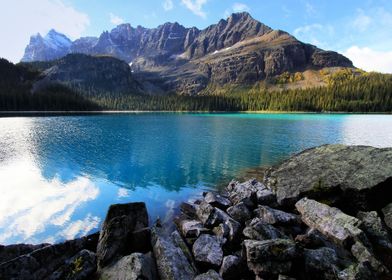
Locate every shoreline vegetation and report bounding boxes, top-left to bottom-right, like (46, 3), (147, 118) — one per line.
(1, 144), (392, 279)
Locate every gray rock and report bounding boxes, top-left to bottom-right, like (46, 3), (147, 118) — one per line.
(243, 239), (297, 276)
(204, 192), (232, 210)
(177, 219), (209, 238)
(357, 211), (392, 251)
(256, 188), (277, 206)
(196, 202), (240, 241)
(382, 202), (392, 231)
(151, 227), (196, 280)
(264, 145), (392, 209)
(219, 255), (244, 280)
(99, 252), (157, 280)
(193, 234), (224, 268)
(226, 202), (251, 224)
(350, 241), (387, 275)
(97, 202), (149, 268)
(338, 263), (376, 280)
(295, 198), (364, 247)
(243, 218), (286, 240)
(303, 247), (339, 280)
(0, 234), (98, 280)
(195, 269), (223, 280)
(49, 249), (97, 280)
(295, 228), (327, 249)
(254, 205), (300, 226)
(226, 179), (258, 207)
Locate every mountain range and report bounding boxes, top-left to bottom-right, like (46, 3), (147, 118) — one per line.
(21, 12), (353, 95)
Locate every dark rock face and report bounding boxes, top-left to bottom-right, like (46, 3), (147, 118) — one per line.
(30, 53), (142, 96)
(243, 218), (287, 240)
(219, 255), (244, 280)
(303, 247), (339, 280)
(96, 202), (149, 268)
(253, 205), (300, 226)
(194, 269), (223, 280)
(244, 239), (298, 277)
(383, 202), (392, 231)
(49, 249), (97, 280)
(21, 12), (353, 95)
(264, 144), (392, 210)
(0, 243), (49, 264)
(0, 233), (99, 280)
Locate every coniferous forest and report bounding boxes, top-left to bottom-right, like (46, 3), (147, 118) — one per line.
(1, 57), (392, 112)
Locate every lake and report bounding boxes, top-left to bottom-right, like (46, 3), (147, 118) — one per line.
(1, 113), (392, 245)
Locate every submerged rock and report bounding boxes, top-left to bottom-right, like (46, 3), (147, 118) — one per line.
(96, 202), (149, 268)
(295, 198), (364, 247)
(99, 252), (157, 280)
(264, 145), (392, 209)
(193, 234), (224, 268)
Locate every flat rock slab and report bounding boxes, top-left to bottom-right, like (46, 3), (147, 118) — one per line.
(295, 198), (363, 247)
(264, 144), (392, 208)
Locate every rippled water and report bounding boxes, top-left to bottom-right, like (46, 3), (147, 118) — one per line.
(1, 113), (392, 244)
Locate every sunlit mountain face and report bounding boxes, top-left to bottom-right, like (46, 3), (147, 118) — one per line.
(1, 113), (392, 244)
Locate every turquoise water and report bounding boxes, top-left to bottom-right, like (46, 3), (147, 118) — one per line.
(1, 113), (392, 244)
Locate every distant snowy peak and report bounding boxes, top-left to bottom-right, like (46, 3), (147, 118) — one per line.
(21, 29), (73, 62)
(44, 29), (72, 49)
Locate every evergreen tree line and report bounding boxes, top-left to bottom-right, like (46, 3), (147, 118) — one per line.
(1, 57), (392, 112)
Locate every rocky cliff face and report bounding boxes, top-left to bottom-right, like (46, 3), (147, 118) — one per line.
(21, 12), (353, 95)
(28, 54), (142, 96)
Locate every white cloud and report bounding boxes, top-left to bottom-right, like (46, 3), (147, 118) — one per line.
(163, 0), (174, 11)
(232, 3), (250, 13)
(0, 0), (90, 63)
(351, 9), (372, 32)
(343, 46), (392, 73)
(305, 2), (316, 17)
(117, 188), (130, 198)
(181, 0), (208, 18)
(109, 13), (124, 25)
(224, 2), (250, 18)
(293, 24), (334, 49)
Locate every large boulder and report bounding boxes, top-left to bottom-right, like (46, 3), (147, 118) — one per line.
(226, 202), (251, 224)
(243, 239), (298, 277)
(96, 202), (149, 268)
(204, 192), (232, 210)
(226, 179), (259, 208)
(99, 252), (157, 280)
(264, 145), (392, 210)
(295, 198), (364, 247)
(192, 234), (224, 268)
(151, 227), (196, 280)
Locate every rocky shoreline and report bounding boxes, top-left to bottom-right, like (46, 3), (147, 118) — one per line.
(1, 144), (392, 280)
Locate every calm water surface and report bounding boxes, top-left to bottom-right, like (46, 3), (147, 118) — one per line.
(1, 113), (392, 244)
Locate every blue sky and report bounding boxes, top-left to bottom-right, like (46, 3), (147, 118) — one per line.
(1, 0), (392, 72)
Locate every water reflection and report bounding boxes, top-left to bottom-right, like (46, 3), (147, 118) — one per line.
(0, 113), (392, 244)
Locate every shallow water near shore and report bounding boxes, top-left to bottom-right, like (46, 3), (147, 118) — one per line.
(1, 113), (392, 245)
